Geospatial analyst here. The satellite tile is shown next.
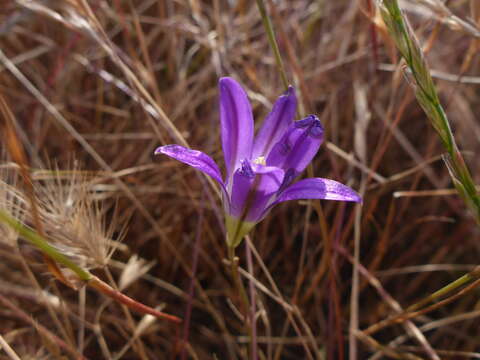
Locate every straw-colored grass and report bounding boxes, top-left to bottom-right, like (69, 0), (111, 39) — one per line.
(1, 1), (480, 359)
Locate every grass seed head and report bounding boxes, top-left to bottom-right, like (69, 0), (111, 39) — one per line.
(33, 166), (121, 269)
(0, 167), (25, 247)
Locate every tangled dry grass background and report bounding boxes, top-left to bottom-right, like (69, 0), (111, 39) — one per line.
(1, 0), (480, 359)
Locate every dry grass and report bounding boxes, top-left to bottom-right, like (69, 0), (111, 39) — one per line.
(1, 0), (480, 359)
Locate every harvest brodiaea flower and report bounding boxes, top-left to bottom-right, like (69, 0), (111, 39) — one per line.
(155, 78), (361, 247)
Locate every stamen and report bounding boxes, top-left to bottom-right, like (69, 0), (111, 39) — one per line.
(253, 156), (266, 165)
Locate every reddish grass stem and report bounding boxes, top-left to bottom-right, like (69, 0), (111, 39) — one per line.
(88, 276), (182, 324)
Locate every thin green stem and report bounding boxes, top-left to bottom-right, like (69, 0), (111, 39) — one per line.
(227, 245), (254, 357)
(406, 267), (480, 313)
(245, 236), (258, 360)
(0, 209), (91, 281)
(228, 245), (251, 318)
(363, 267), (480, 336)
(380, 0), (480, 223)
(255, 0), (289, 89)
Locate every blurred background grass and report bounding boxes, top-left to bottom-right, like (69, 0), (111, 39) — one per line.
(1, 1), (480, 359)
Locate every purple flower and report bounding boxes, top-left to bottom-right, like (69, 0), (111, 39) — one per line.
(155, 77), (361, 247)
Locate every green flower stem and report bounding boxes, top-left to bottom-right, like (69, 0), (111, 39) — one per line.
(0, 209), (91, 281)
(255, 0), (289, 89)
(227, 244), (254, 354)
(380, 0), (480, 222)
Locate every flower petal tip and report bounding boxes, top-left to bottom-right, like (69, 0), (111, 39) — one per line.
(219, 77), (239, 88)
(351, 193), (362, 203)
(285, 85), (295, 95)
(154, 146), (165, 155)
(331, 184), (362, 203)
(154, 144), (179, 155)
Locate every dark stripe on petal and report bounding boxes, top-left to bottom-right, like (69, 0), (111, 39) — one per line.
(219, 77), (254, 184)
(252, 86), (297, 159)
(229, 161), (284, 222)
(266, 115), (324, 175)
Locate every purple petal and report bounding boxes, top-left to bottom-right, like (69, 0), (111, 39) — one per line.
(155, 145), (225, 189)
(275, 178), (361, 204)
(219, 77), (254, 182)
(252, 86), (297, 160)
(266, 115), (324, 177)
(229, 160), (284, 222)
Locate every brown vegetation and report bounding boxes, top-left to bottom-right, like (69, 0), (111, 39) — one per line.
(1, 1), (480, 359)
